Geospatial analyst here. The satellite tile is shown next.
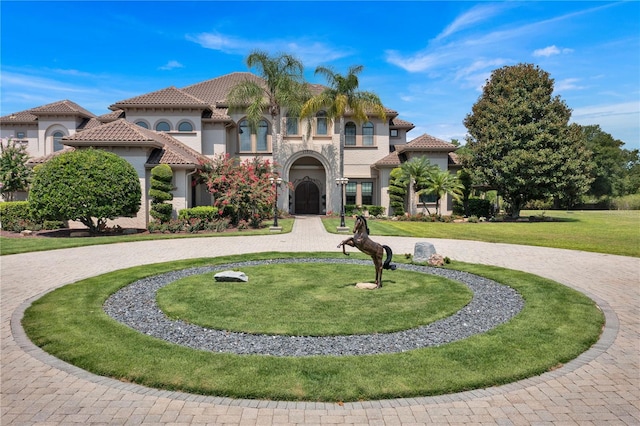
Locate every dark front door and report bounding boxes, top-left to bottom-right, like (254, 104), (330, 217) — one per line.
(295, 181), (320, 214)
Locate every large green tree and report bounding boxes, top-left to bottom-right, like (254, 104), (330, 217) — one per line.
(464, 63), (592, 218)
(29, 148), (141, 233)
(227, 51), (309, 165)
(300, 65), (387, 179)
(0, 138), (32, 201)
(579, 124), (640, 197)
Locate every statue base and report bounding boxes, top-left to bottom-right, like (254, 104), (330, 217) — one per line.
(355, 282), (378, 290)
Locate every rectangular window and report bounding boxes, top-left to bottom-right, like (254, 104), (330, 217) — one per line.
(419, 193), (437, 203)
(345, 123), (356, 145)
(286, 117), (298, 135)
(361, 182), (373, 205)
(390, 129), (398, 137)
(346, 182), (357, 205)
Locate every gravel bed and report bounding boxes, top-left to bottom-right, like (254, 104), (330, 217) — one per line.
(104, 258), (524, 357)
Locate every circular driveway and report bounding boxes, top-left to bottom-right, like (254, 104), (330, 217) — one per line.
(1, 216), (638, 424)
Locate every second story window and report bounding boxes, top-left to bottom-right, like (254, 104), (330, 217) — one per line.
(363, 121), (374, 146)
(238, 119), (270, 152)
(178, 122), (193, 132)
(155, 121), (170, 132)
(345, 122), (356, 146)
(135, 121), (149, 129)
(316, 111), (327, 135)
(239, 120), (251, 151)
(257, 120), (268, 151)
(286, 117), (298, 135)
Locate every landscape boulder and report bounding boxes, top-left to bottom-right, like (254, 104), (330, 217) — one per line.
(214, 271), (248, 282)
(414, 242), (437, 262)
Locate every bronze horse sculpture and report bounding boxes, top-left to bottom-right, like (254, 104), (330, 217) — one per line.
(338, 215), (396, 288)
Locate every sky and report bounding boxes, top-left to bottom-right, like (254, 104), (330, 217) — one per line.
(1, 1), (639, 150)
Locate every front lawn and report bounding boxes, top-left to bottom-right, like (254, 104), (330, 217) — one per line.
(324, 210), (639, 257)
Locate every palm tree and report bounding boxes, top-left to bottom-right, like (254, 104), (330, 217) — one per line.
(227, 51), (309, 165)
(399, 156), (438, 216)
(418, 169), (464, 216)
(300, 65), (387, 178)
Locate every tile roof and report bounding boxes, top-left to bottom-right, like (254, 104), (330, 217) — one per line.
(29, 100), (95, 118)
(63, 118), (166, 147)
(390, 118), (414, 129)
(77, 117), (103, 131)
(0, 109), (38, 124)
(97, 110), (125, 122)
(396, 133), (456, 152)
(147, 133), (208, 166)
(27, 147), (75, 165)
(182, 72), (264, 107)
(374, 151), (401, 167)
(110, 87), (209, 109)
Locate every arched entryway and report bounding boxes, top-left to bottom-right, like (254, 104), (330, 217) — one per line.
(295, 179), (320, 214)
(287, 155), (327, 215)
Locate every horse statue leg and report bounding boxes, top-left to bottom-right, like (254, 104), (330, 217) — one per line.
(338, 237), (355, 256)
(372, 250), (384, 288)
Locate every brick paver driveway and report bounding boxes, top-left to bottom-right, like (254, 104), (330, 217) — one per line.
(2, 216), (638, 425)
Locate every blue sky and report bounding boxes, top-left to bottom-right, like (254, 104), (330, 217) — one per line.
(1, 1), (639, 149)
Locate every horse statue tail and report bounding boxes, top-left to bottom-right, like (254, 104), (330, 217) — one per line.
(382, 245), (397, 270)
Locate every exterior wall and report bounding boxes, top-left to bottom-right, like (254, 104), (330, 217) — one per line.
(37, 117), (81, 157)
(126, 109), (203, 153)
(202, 122), (228, 157)
(0, 124), (39, 158)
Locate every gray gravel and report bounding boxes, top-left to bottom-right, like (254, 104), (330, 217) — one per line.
(104, 258), (523, 357)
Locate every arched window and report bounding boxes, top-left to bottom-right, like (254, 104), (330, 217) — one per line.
(135, 121), (149, 129)
(178, 121), (193, 132)
(257, 120), (268, 151)
(363, 121), (374, 146)
(155, 121), (170, 132)
(345, 122), (356, 146)
(239, 120), (251, 151)
(53, 131), (65, 152)
(316, 111), (327, 135)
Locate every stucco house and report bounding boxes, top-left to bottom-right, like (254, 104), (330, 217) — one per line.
(1, 72), (460, 228)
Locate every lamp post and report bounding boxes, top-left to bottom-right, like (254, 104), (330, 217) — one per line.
(336, 177), (349, 229)
(269, 176), (283, 228)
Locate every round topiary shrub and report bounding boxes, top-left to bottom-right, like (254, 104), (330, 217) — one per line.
(29, 148), (141, 233)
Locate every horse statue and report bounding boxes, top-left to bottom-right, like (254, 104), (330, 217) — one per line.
(338, 215), (396, 288)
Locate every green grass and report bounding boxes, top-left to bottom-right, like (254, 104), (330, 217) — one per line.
(158, 264), (471, 336)
(325, 210), (640, 257)
(0, 219), (294, 256)
(23, 252), (604, 402)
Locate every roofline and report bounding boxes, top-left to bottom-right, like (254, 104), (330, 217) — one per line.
(62, 140), (164, 149)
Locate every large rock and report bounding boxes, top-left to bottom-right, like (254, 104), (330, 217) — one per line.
(214, 271), (248, 282)
(414, 242), (436, 262)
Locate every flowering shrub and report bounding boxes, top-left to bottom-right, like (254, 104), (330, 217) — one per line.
(197, 155), (285, 226)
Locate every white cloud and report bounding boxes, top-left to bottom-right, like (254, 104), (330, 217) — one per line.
(436, 3), (509, 41)
(159, 60), (184, 71)
(555, 78), (585, 92)
(186, 32), (352, 67)
(532, 45), (574, 57)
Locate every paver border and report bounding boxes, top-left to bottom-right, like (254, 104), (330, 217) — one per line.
(10, 259), (618, 410)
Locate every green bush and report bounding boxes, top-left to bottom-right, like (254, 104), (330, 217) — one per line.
(28, 148), (141, 233)
(365, 205), (386, 216)
(611, 193), (640, 210)
(454, 198), (494, 218)
(149, 164), (173, 223)
(0, 201), (30, 231)
(178, 206), (219, 222)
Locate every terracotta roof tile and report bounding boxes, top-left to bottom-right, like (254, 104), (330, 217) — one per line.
(111, 87), (209, 108)
(147, 133), (208, 166)
(0, 109), (38, 124)
(374, 151), (401, 167)
(397, 133), (456, 152)
(390, 118), (414, 129)
(29, 100), (95, 118)
(182, 72), (265, 107)
(449, 152), (461, 166)
(77, 118), (103, 131)
(97, 110), (125, 122)
(27, 147), (75, 165)
(63, 118), (165, 146)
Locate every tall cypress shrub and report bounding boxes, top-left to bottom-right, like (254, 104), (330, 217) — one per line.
(388, 167), (406, 216)
(149, 164), (173, 223)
